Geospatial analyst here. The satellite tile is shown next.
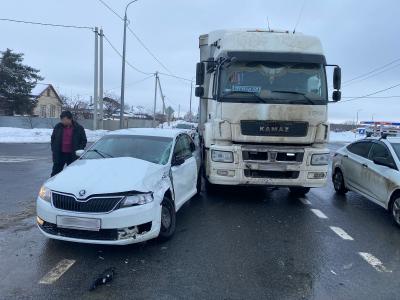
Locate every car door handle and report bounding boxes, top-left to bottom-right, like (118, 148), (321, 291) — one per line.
(362, 163), (368, 168)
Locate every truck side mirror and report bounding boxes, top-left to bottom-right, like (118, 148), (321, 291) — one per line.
(195, 86), (204, 97)
(333, 66), (341, 90)
(196, 62), (205, 85)
(332, 90), (341, 102)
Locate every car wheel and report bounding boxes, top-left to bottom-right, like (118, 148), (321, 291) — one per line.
(390, 197), (400, 227)
(289, 187), (310, 197)
(157, 196), (176, 241)
(333, 169), (348, 195)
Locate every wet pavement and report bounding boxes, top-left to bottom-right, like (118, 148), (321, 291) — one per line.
(0, 142), (399, 299)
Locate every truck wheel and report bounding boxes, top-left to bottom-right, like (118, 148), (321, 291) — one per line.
(332, 169), (348, 195)
(289, 187), (310, 197)
(157, 196), (176, 242)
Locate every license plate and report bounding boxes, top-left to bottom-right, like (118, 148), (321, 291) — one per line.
(258, 164), (287, 171)
(57, 216), (101, 231)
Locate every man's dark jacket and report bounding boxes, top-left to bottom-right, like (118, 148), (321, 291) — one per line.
(51, 121), (87, 159)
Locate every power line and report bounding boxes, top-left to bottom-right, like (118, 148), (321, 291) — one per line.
(107, 74), (154, 91)
(103, 34), (153, 75)
(158, 72), (192, 83)
(339, 83), (400, 103)
(343, 63), (400, 87)
(97, 0), (124, 21)
(0, 17), (93, 30)
(342, 96), (400, 99)
(343, 57), (400, 85)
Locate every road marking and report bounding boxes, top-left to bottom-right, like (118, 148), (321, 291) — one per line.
(359, 252), (392, 273)
(330, 226), (354, 240)
(0, 156), (40, 163)
(39, 259), (76, 284)
(310, 209), (328, 219)
(299, 198), (312, 205)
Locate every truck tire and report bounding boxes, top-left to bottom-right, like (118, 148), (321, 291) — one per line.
(289, 187), (310, 197)
(157, 196), (176, 242)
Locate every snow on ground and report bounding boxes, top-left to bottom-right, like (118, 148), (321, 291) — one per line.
(329, 131), (364, 143)
(0, 127), (108, 143)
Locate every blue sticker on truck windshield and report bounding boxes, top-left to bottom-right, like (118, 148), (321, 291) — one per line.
(231, 85), (261, 94)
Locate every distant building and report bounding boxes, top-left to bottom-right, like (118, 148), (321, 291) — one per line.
(31, 84), (63, 118)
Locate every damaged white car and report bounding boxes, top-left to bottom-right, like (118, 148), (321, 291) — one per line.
(36, 128), (201, 245)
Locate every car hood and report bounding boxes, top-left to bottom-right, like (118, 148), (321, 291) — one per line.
(45, 157), (168, 197)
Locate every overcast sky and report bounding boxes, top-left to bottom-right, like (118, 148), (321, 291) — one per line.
(1, 0), (399, 122)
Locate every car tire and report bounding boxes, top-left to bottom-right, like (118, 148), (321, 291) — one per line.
(333, 169), (348, 195)
(390, 196), (400, 227)
(157, 196), (176, 241)
(289, 187), (310, 197)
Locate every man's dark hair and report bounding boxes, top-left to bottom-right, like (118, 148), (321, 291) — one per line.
(60, 111), (73, 120)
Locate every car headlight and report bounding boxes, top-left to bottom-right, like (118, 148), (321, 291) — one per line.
(311, 153), (330, 165)
(38, 186), (51, 202)
(120, 193), (153, 208)
(211, 150), (234, 163)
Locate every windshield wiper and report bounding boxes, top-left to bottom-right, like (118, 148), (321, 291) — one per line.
(87, 149), (114, 158)
(271, 90), (316, 105)
(221, 91), (267, 103)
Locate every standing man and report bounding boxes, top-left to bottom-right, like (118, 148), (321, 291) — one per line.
(51, 111), (87, 176)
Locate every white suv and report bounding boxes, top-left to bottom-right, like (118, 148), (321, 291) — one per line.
(332, 137), (400, 226)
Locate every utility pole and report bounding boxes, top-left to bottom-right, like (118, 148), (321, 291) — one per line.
(153, 72), (158, 127)
(120, 0), (139, 129)
(93, 27), (99, 130)
(157, 76), (166, 128)
(99, 28), (104, 129)
(189, 80), (193, 121)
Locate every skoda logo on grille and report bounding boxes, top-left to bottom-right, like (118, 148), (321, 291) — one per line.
(79, 189), (86, 197)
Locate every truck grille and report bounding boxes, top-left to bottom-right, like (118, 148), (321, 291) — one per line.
(242, 151), (304, 162)
(244, 170), (300, 179)
(241, 120), (308, 137)
(52, 193), (123, 213)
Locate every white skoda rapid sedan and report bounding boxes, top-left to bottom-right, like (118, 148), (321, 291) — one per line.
(37, 128), (201, 245)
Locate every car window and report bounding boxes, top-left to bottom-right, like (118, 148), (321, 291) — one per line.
(173, 135), (192, 159)
(347, 141), (373, 159)
(392, 143), (400, 160)
(184, 135), (195, 152)
(369, 143), (394, 163)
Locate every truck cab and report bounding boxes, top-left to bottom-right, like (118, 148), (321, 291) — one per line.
(195, 29), (341, 195)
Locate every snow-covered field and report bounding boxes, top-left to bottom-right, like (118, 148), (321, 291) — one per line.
(0, 126), (363, 144)
(0, 127), (108, 143)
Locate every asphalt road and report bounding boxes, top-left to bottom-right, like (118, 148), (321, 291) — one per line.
(0, 142), (399, 299)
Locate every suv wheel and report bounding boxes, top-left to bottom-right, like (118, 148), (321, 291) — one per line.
(333, 169), (348, 195)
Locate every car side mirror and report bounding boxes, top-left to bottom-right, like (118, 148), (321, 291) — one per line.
(333, 66), (341, 90)
(332, 90), (341, 102)
(195, 86), (204, 97)
(196, 62), (205, 85)
(75, 149), (85, 157)
(373, 157), (395, 169)
(172, 155), (185, 166)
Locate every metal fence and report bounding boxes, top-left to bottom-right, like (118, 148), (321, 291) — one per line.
(0, 116), (158, 130)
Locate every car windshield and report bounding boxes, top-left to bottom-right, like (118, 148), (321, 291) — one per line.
(391, 143), (400, 160)
(219, 61), (327, 104)
(176, 124), (193, 129)
(82, 135), (173, 165)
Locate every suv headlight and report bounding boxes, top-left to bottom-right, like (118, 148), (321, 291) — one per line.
(311, 153), (330, 165)
(120, 193), (153, 208)
(211, 150), (234, 163)
(38, 186), (51, 202)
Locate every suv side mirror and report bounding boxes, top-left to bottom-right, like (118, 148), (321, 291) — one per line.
(172, 155), (185, 166)
(373, 157), (395, 169)
(332, 90), (341, 102)
(196, 62), (205, 85)
(195, 86), (204, 97)
(333, 66), (341, 90)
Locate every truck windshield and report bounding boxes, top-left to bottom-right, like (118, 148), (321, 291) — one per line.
(219, 62), (327, 104)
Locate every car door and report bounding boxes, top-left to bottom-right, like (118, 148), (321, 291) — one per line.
(341, 141), (373, 193)
(171, 134), (197, 210)
(364, 142), (397, 204)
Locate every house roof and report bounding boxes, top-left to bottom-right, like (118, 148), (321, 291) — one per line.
(31, 83), (63, 105)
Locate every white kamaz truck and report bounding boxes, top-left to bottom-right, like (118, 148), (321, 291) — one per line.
(195, 29), (342, 195)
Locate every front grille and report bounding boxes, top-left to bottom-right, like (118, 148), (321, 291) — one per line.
(244, 170), (299, 179)
(52, 193), (123, 213)
(241, 120), (308, 137)
(242, 151), (304, 162)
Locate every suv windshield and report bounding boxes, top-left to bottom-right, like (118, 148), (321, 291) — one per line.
(219, 62), (327, 104)
(82, 135), (173, 165)
(391, 143), (400, 160)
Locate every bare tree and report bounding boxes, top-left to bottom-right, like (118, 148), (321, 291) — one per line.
(60, 94), (90, 119)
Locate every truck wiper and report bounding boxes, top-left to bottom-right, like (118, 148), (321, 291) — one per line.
(221, 91), (267, 103)
(87, 149), (114, 158)
(271, 90), (315, 105)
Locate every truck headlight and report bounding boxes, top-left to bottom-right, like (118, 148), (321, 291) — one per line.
(311, 153), (330, 165)
(120, 193), (153, 208)
(211, 150), (234, 163)
(38, 186), (51, 202)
